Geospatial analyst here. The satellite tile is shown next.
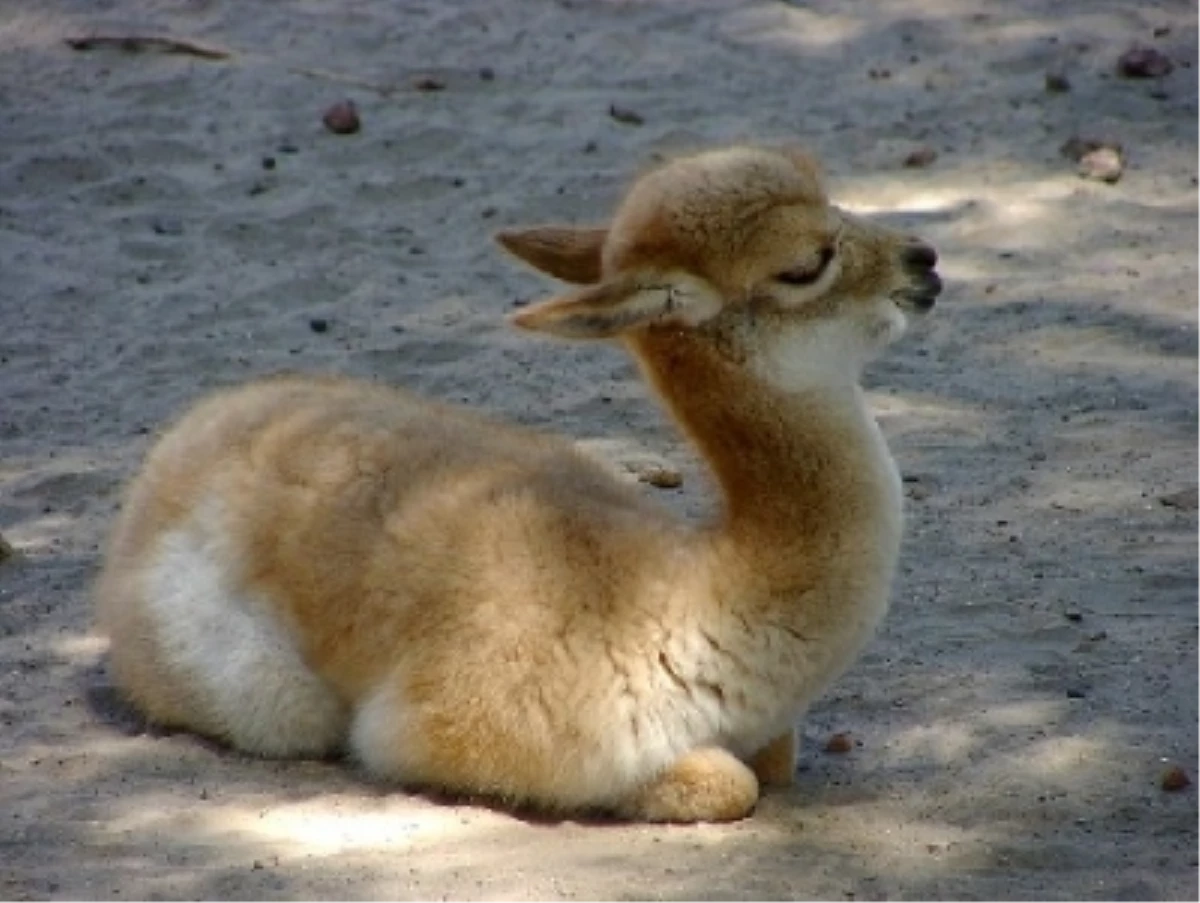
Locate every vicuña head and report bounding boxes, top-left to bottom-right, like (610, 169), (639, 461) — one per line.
(95, 144), (941, 823)
(502, 144), (938, 360)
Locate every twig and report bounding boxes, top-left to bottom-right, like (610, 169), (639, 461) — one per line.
(65, 34), (399, 97)
(65, 34), (232, 61)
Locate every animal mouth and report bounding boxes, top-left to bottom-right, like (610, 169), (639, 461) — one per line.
(892, 270), (942, 313)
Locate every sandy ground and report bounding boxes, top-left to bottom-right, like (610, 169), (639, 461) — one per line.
(0, 0), (1197, 899)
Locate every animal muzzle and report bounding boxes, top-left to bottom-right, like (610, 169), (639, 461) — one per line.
(893, 241), (942, 312)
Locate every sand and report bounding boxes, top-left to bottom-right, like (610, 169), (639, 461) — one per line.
(0, 0), (1196, 899)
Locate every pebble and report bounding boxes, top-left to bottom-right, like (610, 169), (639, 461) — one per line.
(309, 317), (329, 334)
(1061, 137), (1126, 184)
(608, 104), (645, 126)
(903, 473), (936, 500)
(635, 464), (682, 489)
(1159, 487), (1198, 511)
(1044, 71), (1071, 93)
(322, 100), (361, 135)
(1117, 45), (1174, 78)
(825, 732), (853, 754)
(1161, 765), (1191, 792)
(903, 146), (938, 168)
(413, 76), (446, 92)
(1078, 146), (1125, 183)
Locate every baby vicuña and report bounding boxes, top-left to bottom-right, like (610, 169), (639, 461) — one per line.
(96, 145), (942, 822)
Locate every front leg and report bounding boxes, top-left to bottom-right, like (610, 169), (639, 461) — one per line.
(617, 747), (759, 823)
(747, 729), (797, 788)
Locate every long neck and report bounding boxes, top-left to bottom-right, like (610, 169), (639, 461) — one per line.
(626, 328), (902, 592)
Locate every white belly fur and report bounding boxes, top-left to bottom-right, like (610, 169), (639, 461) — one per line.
(142, 499), (347, 757)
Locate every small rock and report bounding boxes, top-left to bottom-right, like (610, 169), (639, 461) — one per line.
(635, 464), (682, 490)
(1159, 487), (1198, 511)
(0, 532), (15, 564)
(1117, 45), (1174, 78)
(902, 473), (936, 500)
(1044, 70), (1071, 93)
(1063, 610), (1083, 622)
(608, 104), (645, 126)
(1161, 765), (1191, 792)
(905, 483), (932, 501)
(1074, 144), (1125, 183)
(322, 100), (361, 135)
(413, 76), (446, 92)
(261, 156), (276, 171)
(277, 142), (300, 154)
(1065, 686), (1088, 699)
(152, 217), (183, 236)
(903, 146), (938, 168)
(309, 317), (329, 334)
(478, 66), (495, 81)
(825, 732), (853, 754)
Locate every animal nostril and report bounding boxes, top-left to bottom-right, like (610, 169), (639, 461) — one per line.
(902, 243), (938, 270)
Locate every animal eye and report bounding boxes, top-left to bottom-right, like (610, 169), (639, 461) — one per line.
(775, 246), (835, 286)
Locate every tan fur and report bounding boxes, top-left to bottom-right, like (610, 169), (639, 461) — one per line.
(748, 731), (799, 789)
(95, 145), (941, 822)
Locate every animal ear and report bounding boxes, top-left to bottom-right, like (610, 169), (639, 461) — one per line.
(509, 276), (720, 340)
(496, 226), (607, 285)
(774, 145), (826, 188)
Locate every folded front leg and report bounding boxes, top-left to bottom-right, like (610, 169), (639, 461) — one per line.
(748, 729), (797, 788)
(617, 747), (759, 823)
